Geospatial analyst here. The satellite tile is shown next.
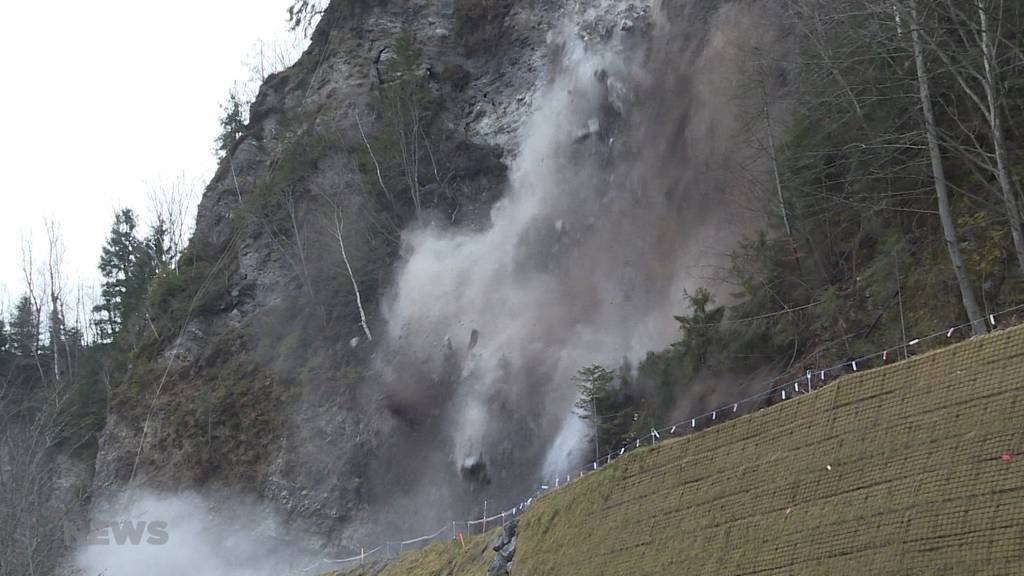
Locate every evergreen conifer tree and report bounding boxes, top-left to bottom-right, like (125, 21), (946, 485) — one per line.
(93, 209), (147, 339)
(0, 316), (8, 353)
(9, 294), (39, 357)
(215, 92), (247, 157)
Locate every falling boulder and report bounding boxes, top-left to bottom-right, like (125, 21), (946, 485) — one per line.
(460, 455), (491, 486)
(575, 117), (601, 142)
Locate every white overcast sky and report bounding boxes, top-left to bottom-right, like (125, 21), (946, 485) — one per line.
(0, 0), (302, 309)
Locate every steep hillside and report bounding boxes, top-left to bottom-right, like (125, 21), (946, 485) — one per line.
(89, 0), (558, 545)
(88, 0), (790, 550)
(343, 324), (1024, 575)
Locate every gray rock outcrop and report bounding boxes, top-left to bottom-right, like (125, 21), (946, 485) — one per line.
(488, 519), (518, 575)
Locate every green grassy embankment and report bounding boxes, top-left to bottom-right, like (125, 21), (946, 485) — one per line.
(335, 324), (1024, 575)
(332, 530), (496, 576)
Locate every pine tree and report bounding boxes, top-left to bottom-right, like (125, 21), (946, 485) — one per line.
(215, 91), (248, 157)
(0, 316), (8, 353)
(9, 294), (39, 357)
(93, 209), (148, 339)
(48, 306), (64, 369)
(287, 0), (326, 37)
(672, 288), (726, 372)
(573, 364), (634, 455)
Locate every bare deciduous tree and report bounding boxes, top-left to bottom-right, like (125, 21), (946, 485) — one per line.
(781, 0), (994, 335)
(356, 111), (396, 213)
(20, 238), (47, 383)
(147, 174), (199, 272)
(917, 0), (1024, 274)
(0, 318), (80, 576)
(282, 187), (316, 298)
(905, 0), (988, 335)
(318, 190), (373, 342)
(44, 220), (71, 382)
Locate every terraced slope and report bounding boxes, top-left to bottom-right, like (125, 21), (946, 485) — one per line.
(339, 325), (1024, 575)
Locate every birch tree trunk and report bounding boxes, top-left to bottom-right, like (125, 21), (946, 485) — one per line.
(333, 212), (373, 342)
(319, 193), (373, 343)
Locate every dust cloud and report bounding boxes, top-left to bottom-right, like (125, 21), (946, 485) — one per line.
(73, 491), (323, 576)
(369, 0), (786, 533)
(71, 1), (787, 569)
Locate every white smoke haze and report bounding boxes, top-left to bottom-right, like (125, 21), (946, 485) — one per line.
(369, 0), (784, 533)
(73, 492), (321, 576)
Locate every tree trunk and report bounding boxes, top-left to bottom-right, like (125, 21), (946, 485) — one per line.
(764, 99), (803, 275)
(978, 2), (1024, 275)
(332, 211), (373, 342)
(909, 1), (988, 335)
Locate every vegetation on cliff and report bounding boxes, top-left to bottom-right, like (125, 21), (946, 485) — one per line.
(577, 0), (1024, 451)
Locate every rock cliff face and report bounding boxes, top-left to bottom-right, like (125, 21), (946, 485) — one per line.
(91, 0), (563, 547)
(89, 0), (788, 553)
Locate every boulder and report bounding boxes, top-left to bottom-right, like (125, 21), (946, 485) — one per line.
(488, 520), (518, 575)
